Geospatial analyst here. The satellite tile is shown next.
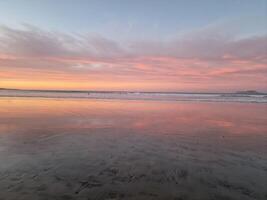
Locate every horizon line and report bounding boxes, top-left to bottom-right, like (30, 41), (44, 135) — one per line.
(1, 87), (266, 95)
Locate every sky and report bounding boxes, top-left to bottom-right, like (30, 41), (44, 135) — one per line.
(0, 0), (266, 92)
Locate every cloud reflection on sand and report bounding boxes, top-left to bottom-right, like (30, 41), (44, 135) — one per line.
(0, 98), (266, 199)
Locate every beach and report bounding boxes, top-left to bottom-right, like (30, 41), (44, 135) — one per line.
(0, 97), (266, 200)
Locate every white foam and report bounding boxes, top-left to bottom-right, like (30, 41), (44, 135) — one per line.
(0, 90), (266, 103)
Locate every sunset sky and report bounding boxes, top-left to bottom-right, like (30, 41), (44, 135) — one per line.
(0, 0), (266, 92)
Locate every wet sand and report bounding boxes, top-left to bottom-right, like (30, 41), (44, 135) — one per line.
(0, 98), (266, 200)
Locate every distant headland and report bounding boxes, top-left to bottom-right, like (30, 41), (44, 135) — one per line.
(235, 90), (264, 95)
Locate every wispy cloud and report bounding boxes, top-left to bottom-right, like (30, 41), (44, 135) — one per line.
(0, 24), (266, 91)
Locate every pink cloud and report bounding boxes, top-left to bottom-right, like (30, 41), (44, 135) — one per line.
(0, 25), (266, 91)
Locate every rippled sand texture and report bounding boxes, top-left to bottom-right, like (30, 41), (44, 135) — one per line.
(0, 98), (266, 200)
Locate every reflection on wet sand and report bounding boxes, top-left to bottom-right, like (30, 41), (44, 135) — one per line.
(0, 97), (266, 200)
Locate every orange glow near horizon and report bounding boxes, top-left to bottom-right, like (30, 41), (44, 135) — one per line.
(0, 79), (185, 91)
(0, 37), (266, 92)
